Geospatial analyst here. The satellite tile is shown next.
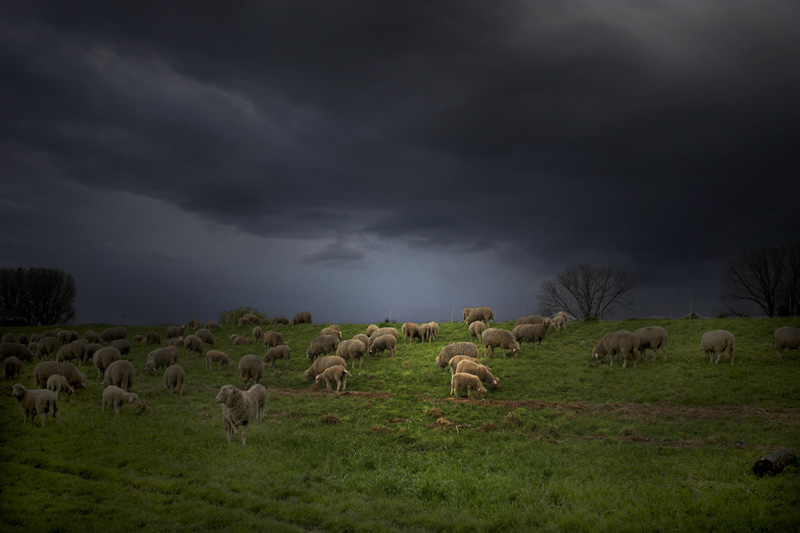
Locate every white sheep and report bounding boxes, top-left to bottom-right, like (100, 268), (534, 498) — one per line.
(11, 383), (60, 426)
(450, 373), (487, 398)
(215, 384), (258, 445)
(469, 321), (486, 342)
(482, 328), (520, 357)
(205, 350), (233, 370)
(264, 345), (291, 368)
(304, 356), (347, 382)
(447, 355), (481, 375)
(700, 330), (735, 365)
(101, 385), (140, 415)
(436, 342), (480, 371)
(247, 384), (268, 421)
(402, 322), (422, 343)
(455, 360), (500, 388)
(335, 339), (365, 369)
(238, 354), (265, 389)
(163, 364), (185, 395)
(368, 334), (396, 357)
(592, 331), (639, 368)
(183, 334), (204, 359)
(314, 365), (352, 392)
(46, 374), (75, 400)
(466, 306), (494, 325)
(775, 327), (800, 359)
(633, 326), (669, 362)
(102, 359), (136, 391)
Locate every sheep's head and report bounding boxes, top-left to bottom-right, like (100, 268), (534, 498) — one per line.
(11, 383), (26, 399)
(215, 385), (235, 403)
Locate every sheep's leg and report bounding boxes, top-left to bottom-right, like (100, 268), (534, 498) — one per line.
(239, 424), (248, 446)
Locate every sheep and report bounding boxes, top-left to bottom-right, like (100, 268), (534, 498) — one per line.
(18, 333), (29, 345)
(700, 330), (735, 365)
(247, 384), (267, 420)
(46, 374), (74, 399)
(512, 324), (547, 347)
(133, 335), (144, 344)
(33, 361), (87, 390)
(1, 342), (35, 362)
(11, 384), (60, 426)
(352, 334), (370, 353)
(450, 373), (487, 398)
(99, 326), (127, 343)
(368, 334), (396, 357)
(145, 347), (180, 375)
(264, 345), (291, 368)
(263, 331), (287, 348)
(365, 324), (378, 337)
(167, 337), (184, 348)
(462, 307), (473, 322)
(56, 340), (88, 364)
(402, 322), (422, 343)
(633, 326), (669, 362)
(314, 365), (352, 392)
(166, 325), (185, 339)
(196, 328), (215, 346)
(5, 355), (21, 379)
(1, 332), (17, 343)
(482, 328), (520, 357)
(57, 329), (78, 345)
(241, 313), (261, 325)
(188, 317), (199, 329)
(775, 327), (800, 359)
(93, 347), (122, 379)
(419, 323), (431, 343)
(111, 339), (131, 359)
(320, 326), (342, 340)
(516, 315), (545, 326)
(85, 342), (104, 363)
(436, 342), (480, 371)
(552, 315), (567, 331)
(206, 350), (233, 370)
(271, 316), (290, 325)
(427, 322), (439, 342)
(144, 331), (162, 345)
(252, 326), (263, 345)
(238, 354), (265, 389)
(83, 330), (104, 344)
(448, 355), (481, 374)
(102, 359), (136, 392)
(205, 321), (221, 330)
(292, 311), (312, 325)
(304, 355), (347, 381)
(306, 335), (340, 360)
(466, 306), (494, 325)
(455, 359), (500, 388)
(163, 364), (185, 396)
(468, 321), (486, 343)
(231, 335), (251, 346)
(183, 335), (204, 360)
(369, 326), (399, 341)
(592, 331), (639, 368)
(215, 384), (258, 445)
(102, 385), (140, 415)
(336, 339), (365, 369)
(35, 337), (59, 359)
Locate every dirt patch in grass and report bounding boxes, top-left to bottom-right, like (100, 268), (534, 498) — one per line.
(267, 387), (392, 399)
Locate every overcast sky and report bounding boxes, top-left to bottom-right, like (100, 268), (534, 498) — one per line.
(2, 1), (799, 325)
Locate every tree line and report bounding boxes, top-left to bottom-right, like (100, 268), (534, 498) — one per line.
(0, 267), (76, 326)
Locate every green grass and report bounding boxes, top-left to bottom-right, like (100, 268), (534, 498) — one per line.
(2, 317), (800, 532)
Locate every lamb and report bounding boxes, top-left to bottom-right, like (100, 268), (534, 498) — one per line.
(4, 355), (21, 380)
(33, 361), (87, 389)
(450, 373), (487, 398)
(93, 347), (122, 379)
(482, 328), (520, 357)
(11, 384), (60, 426)
(466, 306), (494, 325)
(314, 365), (352, 392)
(83, 330), (104, 344)
(206, 350), (233, 370)
(143, 331), (162, 345)
(700, 330), (735, 365)
(368, 334), (396, 357)
(633, 326), (669, 362)
(215, 384), (258, 445)
(1, 342), (35, 362)
(252, 326), (263, 345)
(231, 335), (251, 346)
(775, 327), (800, 359)
(469, 321), (486, 342)
(291, 311), (312, 325)
(263, 331), (288, 347)
(56, 341), (88, 364)
(102, 359), (136, 392)
(111, 339), (131, 358)
(455, 360), (500, 388)
(196, 328), (215, 346)
(304, 355), (347, 381)
(335, 339), (365, 369)
(435, 342), (480, 371)
(145, 347), (180, 374)
(448, 355), (481, 374)
(552, 315), (567, 331)
(516, 315), (544, 326)
(247, 383), (267, 420)
(263, 345), (291, 368)
(402, 322), (422, 343)
(306, 335), (340, 360)
(46, 374), (75, 399)
(35, 337), (59, 359)
(102, 385), (140, 415)
(271, 316), (290, 325)
(99, 326), (127, 343)
(163, 364), (185, 395)
(166, 325), (185, 339)
(238, 354), (265, 388)
(512, 324), (547, 347)
(183, 335), (204, 359)
(592, 331), (639, 368)
(320, 326), (342, 340)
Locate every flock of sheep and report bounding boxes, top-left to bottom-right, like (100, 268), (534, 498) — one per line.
(2, 307), (799, 445)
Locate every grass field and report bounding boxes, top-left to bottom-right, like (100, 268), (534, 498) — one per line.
(2, 317), (799, 532)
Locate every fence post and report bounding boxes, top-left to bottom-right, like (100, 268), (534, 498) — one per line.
(451, 306), (454, 322)
(388, 307), (392, 323)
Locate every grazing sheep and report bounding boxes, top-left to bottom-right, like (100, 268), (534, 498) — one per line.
(85, 343), (104, 363)
(271, 316), (290, 325)
(46, 374), (75, 399)
(56, 341), (88, 364)
(188, 317), (199, 329)
(455, 360), (500, 388)
(238, 354), (265, 389)
(1, 333), (17, 343)
(145, 347), (180, 375)
(93, 347), (122, 379)
(552, 315), (567, 331)
(775, 327), (800, 359)
(466, 306), (494, 325)
(336, 339), (365, 369)
(427, 322), (439, 342)
(231, 335), (251, 346)
(516, 315), (545, 326)
(33, 361), (87, 390)
(264, 345), (291, 368)
(166, 325), (185, 339)
(462, 307), (473, 322)
(482, 328), (520, 357)
(196, 328), (215, 346)
(700, 330), (735, 365)
(41, 329), (59, 339)
(1, 342), (35, 362)
(263, 331), (288, 348)
(291, 311), (312, 325)
(102, 385), (140, 415)
(436, 342), (480, 371)
(352, 334), (370, 353)
(368, 334), (396, 357)
(513, 324), (547, 347)
(242, 313), (261, 325)
(5, 355), (21, 379)
(57, 330), (78, 345)
(102, 359), (136, 392)
(35, 337), (59, 360)
(633, 326), (669, 362)
(369, 326), (399, 340)
(365, 324), (378, 337)
(215, 384), (258, 445)
(205, 321), (221, 330)
(306, 335), (340, 360)
(402, 322), (422, 343)
(100, 327), (127, 343)
(133, 335), (144, 344)
(143, 331), (162, 345)
(469, 321), (486, 343)
(314, 365), (352, 392)
(320, 326), (342, 340)
(206, 350), (233, 370)
(252, 327), (263, 345)
(304, 355), (347, 381)
(183, 335), (204, 359)
(247, 384), (267, 420)
(11, 384), (60, 426)
(83, 330), (104, 344)
(18, 333), (29, 345)
(543, 318), (555, 330)
(448, 355), (481, 374)
(450, 373), (488, 398)
(592, 331), (639, 368)
(166, 337), (183, 348)
(419, 323), (431, 343)
(111, 339), (131, 359)
(163, 364), (185, 395)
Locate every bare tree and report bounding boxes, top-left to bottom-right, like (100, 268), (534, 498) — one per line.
(538, 264), (636, 320)
(0, 267), (77, 326)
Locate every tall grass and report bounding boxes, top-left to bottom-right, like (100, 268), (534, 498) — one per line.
(2, 317), (799, 531)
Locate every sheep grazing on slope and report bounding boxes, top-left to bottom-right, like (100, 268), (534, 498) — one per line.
(369, 327), (399, 342)
(163, 364), (185, 396)
(102, 359), (136, 392)
(263, 331), (287, 348)
(336, 339), (365, 369)
(427, 322), (439, 342)
(183, 335), (204, 360)
(450, 373), (487, 398)
(419, 323), (431, 343)
(775, 327), (800, 359)
(46, 374), (75, 400)
(365, 324), (378, 337)
(5, 355), (21, 380)
(93, 347), (122, 380)
(368, 334), (396, 357)
(469, 321), (486, 343)
(306, 335), (340, 360)
(315, 365), (352, 392)
(512, 324), (547, 348)
(402, 322), (422, 343)
(462, 307), (473, 322)
(111, 339), (131, 359)
(592, 331), (639, 368)
(102, 385), (140, 415)
(231, 335), (251, 346)
(633, 326), (669, 362)
(238, 354), (265, 389)
(35, 337), (59, 360)
(247, 384), (267, 421)
(252, 327), (263, 345)
(352, 334), (370, 352)
(291, 311), (312, 325)
(241, 313), (261, 325)
(144, 331), (162, 345)
(11, 384), (60, 426)
(83, 330), (103, 344)
(188, 318), (200, 329)
(271, 316), (290, 325)
(56, 341), (88, 364)
(264, 345), (291, 368)
(304, 355), (347, 382)
(34, 361), (87, 390)
(1, 333), (17, 343)
(205, 350), (233, 370)
(166, 325), (185, 340)
(320, 326), (342, 340)
(57, 330), (78, 345)
(448, 355), (481, 374)
(552, 315), (567, 331)
(145, 347), (180, 375)
(482, 329), (520, 357)
(215, 384), (258, 445)
(455, 360), (500, 388)
(700, 330), (735, 365)
(195, 328), (215, 346)
(466, 306), (494, 325)
(436, 342), (480, 371)
(205, 321), (221, 330)
(99, 326), (127, 344)
(516, 315), (544, 326)
(1, 342), (35, 362)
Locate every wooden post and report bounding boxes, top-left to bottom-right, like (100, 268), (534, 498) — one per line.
(752, 448), (798, 476)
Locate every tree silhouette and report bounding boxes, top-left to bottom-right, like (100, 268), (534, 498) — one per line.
(0, 267), (77, 326)
(538, 264), (636, 320)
